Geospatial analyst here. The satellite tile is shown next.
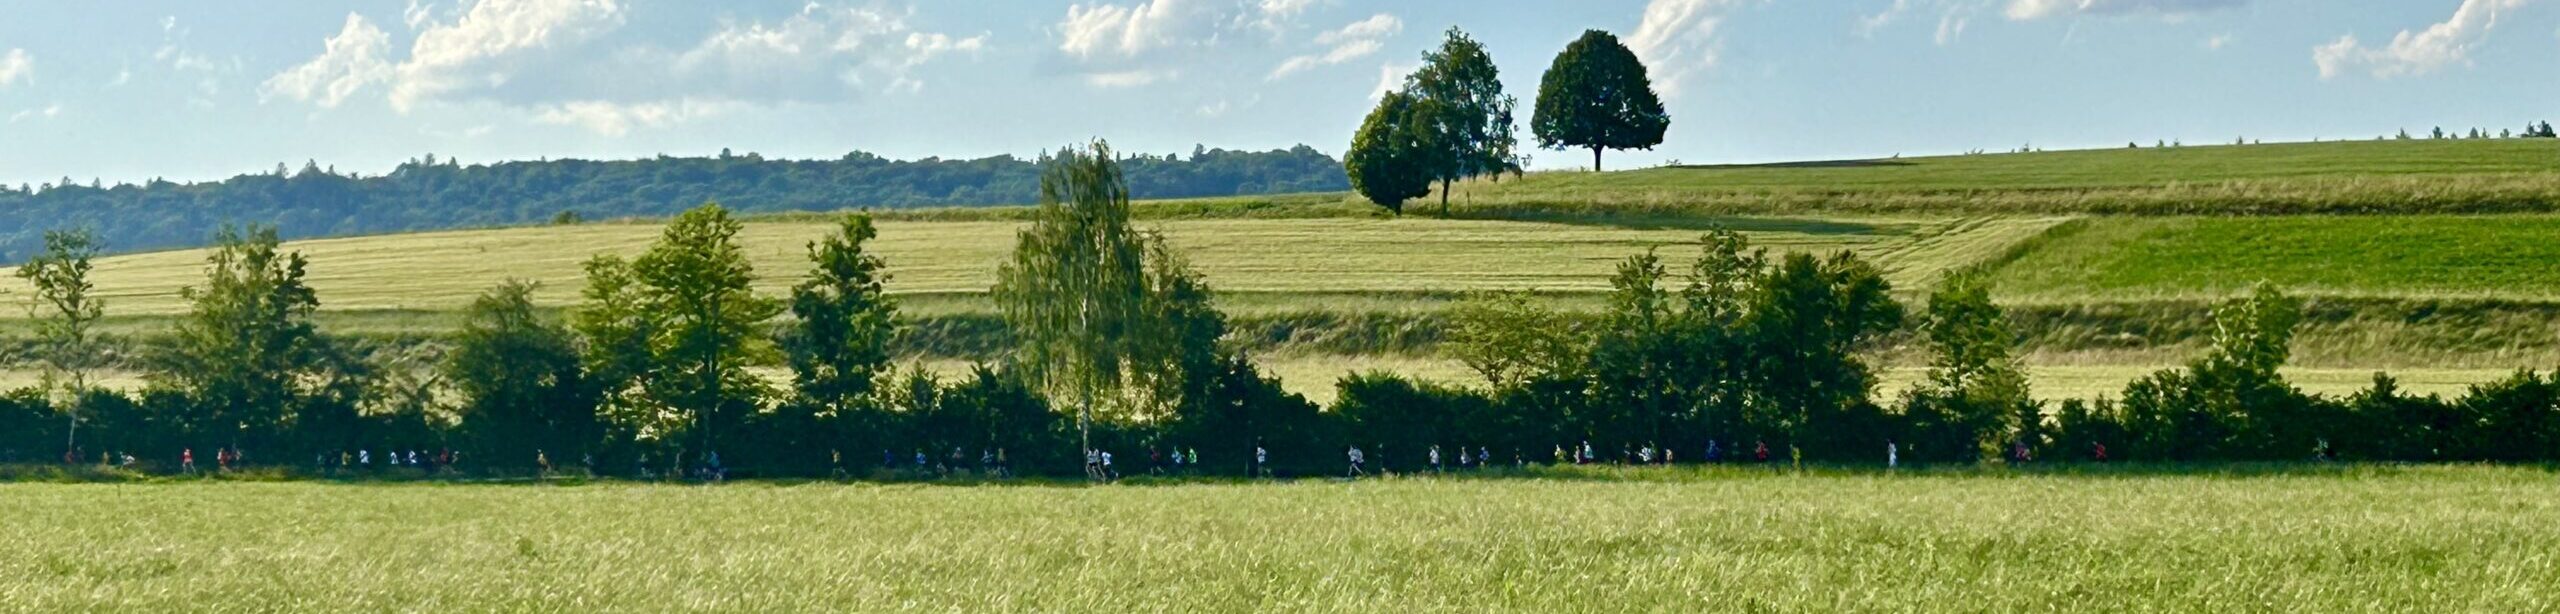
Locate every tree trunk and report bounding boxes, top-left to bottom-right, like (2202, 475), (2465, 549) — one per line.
(1593, 146), (1604, 173)
(1439, 179), (1451, 218)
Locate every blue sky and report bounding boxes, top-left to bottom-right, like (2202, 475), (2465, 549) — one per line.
(0, 0), (2553, 187)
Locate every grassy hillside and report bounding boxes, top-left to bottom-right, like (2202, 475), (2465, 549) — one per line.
(1455, 139), (2560, 216)
(10, 139), (2560, 401)
(65, 215), (2051, 319)
(6, 469), (2559, 611)
(1991, 215), (2560, 302)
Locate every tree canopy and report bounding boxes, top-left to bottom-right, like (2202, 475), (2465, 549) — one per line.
(1345, 92), (1444, 216)
(1532, 29), (1670, 172)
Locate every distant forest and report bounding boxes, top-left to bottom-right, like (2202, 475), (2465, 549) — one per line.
(0, 145), (1349, 259)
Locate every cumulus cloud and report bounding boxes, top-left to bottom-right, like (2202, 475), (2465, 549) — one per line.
(1053, 0), (1323, 87)
(1268, 13), (1399, 80)
(2313, 0), (2531, 79)
(1057, 0), (1224, 60)
(261, 13), (394, 108)
(0, 49), (30, 87)
(1628, 0), (1741, 98)
(2004, 0), (2248, 20)
(387, 0), (628, 112)
(259, 0), (984, 134)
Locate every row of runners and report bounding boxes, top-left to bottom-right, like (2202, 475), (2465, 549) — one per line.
(53, 437), (2131, 481)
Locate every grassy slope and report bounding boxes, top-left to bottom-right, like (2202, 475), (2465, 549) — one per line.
(1992, 215), (2560, 302)
(4, 470), (2558, 611)
(1456, 139), (2560, 215)
(12, 140), (2560, 397)
(65, 216), (2033, 319)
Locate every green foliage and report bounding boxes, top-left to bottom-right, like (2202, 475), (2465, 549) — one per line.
(1743, 251), (1904, 455)
(1404, 26), (1519, 211)
(781, 214), (899, 415)
(1132, 238), (1227, 423)
(14, 228), (105, 448)
(1901, 271), (2033, 462)
(1169, 355), (1326, 476)
(2117, 283), (2311, 460)
(997, 142), (1149, 440)
(1532, 29), (1669, 172)
(572, 203), (783, 456)
(446, 280), (598, 464)
(1344, 92), (1443, 215)
(996, 141), (1234, 452)
(0, 147), (1351, 259)
(149, 226), (331, 450)
(1445, 291), (1584, 389)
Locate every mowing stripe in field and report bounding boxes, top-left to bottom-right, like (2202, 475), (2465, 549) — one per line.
(59, 216), (2053, 318)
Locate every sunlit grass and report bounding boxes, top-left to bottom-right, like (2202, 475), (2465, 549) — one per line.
(1, 467), (2556, 611)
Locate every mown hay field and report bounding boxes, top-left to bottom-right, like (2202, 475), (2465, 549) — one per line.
(58, 216), (2059, 319)
(2, 468), (2556, 611)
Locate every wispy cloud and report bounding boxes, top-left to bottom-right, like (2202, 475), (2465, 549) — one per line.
(1268, 13), (1399, 80)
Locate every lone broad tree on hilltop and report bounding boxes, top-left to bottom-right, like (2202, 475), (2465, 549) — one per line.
(1532, 30), (1669, 172)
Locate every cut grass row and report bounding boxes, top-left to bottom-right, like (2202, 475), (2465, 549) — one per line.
(4, 468), (2558, 611)
(54, 215), (2031, 319)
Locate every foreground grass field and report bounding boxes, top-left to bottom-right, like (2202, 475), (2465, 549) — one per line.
(3, 467), (2556, 611)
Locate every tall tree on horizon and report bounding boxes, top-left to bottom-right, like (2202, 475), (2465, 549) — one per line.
(1532, 30), (1670, 172)
(1405, 26), (1517, 215)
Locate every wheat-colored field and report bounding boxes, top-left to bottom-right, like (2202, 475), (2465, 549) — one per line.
(54, 215), (2055, 319)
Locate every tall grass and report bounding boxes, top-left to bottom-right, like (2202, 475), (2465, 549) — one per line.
(2, 469), (2556, 611)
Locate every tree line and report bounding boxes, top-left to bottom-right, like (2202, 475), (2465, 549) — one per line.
(7, 144), (2560, 478)
(0, 145), (1349, 262)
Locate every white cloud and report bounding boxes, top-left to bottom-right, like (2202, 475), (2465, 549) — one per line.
(1268, 13), (1399, 80)
(1857, 0), (1912, 38)
(2313, 0), (2530, 79)
(1628, 0), (1741, 98)
(659, 5), (986, 100)
(532, 98), (739, 136)
(1248, 0), (1322, 34)
(389, 0), (628, 112)
(258, 1), (982, 134)
(108, 66), (132, 87)
(1086, 69), (1176, 88)
(2203, 33), (2233, 50)
(8, 102), (62, 123)
(1057, 0), (1223, 60)
(1369, 61), (1412, 99)
(2004, 0), (2247, 20)
(0, 49), (30, 87)
(1936, 10), (1972, 45)
(261, 13), (394, 108)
